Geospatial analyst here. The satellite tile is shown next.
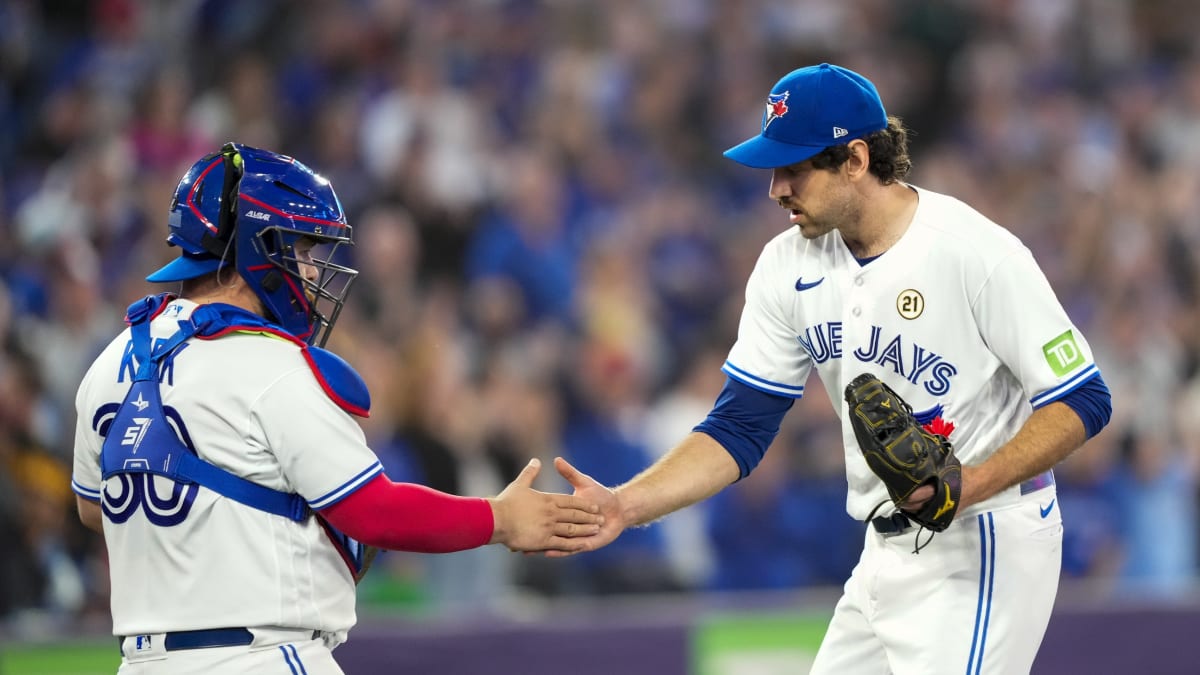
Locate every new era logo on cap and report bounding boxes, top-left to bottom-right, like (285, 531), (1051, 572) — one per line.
(725, 63), (888, 169)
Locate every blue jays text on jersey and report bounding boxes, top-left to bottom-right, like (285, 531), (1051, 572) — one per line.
(797, 320), (958, 396)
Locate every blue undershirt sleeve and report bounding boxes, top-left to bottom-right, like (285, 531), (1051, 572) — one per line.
(1052, 372), (1112, 439)
(693, 377), (795, 479)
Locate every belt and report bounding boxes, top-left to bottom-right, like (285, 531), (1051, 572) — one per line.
(165, 627), (255, 650)
(1019, 468), (1055, 495)
(872, 511), (913, 535)
(119, 627), (324, 655)
(118, 627), (255, 653)
(871, 469), (1055, 535)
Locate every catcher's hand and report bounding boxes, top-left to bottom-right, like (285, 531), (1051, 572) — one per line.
(844, 373), (962, 532)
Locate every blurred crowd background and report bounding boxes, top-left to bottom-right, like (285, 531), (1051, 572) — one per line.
(2, 0), (1199, 640)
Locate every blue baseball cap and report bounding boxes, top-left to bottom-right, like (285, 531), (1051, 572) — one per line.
(724, 63), (887, 169)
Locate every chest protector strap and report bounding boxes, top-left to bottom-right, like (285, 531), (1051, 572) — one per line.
(99, 300), (309, 522)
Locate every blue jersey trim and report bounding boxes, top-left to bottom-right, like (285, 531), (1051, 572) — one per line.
(1030, 364), (1099, 408)
(693, 377), (793, 479)
(280, 645), (300, 675)
(279, 644), (307, 675)
(72, 479), (101, 501)
(287, 644), (308, 675)
(721, 361), (805, 398)
(966, 513), (997, 675)
(308, 461), (384, 510)
(978, 512), (997, 673)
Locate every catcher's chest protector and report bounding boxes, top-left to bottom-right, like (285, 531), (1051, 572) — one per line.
(99, 294), (372, 575)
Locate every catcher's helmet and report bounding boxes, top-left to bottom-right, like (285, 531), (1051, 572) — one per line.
(147, 142), (358, 346)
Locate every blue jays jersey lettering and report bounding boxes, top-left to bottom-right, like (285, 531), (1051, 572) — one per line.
(724, 186), (1099, 520)
(797, 320), (958, 395)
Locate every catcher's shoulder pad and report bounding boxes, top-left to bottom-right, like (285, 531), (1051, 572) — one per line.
(304, 346), (371, 418)
(181, 303), (371, 417)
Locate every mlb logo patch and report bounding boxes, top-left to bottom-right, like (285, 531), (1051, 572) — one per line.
(135, 635), (153, 652)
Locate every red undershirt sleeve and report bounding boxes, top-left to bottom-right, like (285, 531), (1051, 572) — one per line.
(318, 474), (495, 553)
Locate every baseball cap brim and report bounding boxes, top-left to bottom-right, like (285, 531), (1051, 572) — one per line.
(723, 134), (828, 169)
(145, 253), (226, 283)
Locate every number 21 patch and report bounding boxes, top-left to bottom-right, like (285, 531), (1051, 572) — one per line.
(1042, 330), (1084, 376)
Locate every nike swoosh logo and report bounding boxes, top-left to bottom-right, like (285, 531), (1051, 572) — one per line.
(795, 276), (824, 291)
(1039, 499), (1056, 518)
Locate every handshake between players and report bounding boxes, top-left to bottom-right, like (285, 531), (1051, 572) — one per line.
(486, 458), (604, 553)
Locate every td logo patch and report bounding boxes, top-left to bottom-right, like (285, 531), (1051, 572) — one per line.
(1042, 330), (1084, 376)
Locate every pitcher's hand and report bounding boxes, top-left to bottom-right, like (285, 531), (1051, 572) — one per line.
(901, 484), (935, 511)
(488, 459), (604, 552)
(541, 457), (626, 558)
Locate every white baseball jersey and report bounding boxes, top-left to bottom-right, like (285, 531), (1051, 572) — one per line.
(724, 185), (1097, 520)
(72, 298), (382, 642)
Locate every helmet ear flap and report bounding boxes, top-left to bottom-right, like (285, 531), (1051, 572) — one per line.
(199, 142), (244, 260)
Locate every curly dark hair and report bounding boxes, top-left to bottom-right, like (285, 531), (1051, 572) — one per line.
(808, 116), (912, 184)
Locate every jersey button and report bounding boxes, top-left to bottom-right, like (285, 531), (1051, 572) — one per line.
(855, 277), (864, 286)
(851, 307), (862, 317)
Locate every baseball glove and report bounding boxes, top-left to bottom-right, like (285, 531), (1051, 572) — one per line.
(844, 373), (962, 532)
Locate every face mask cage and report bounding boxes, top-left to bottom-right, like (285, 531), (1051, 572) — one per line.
(254, 225), (358, 347)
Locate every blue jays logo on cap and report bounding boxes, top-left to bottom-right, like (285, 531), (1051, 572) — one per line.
(764, 92), (790, 130)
